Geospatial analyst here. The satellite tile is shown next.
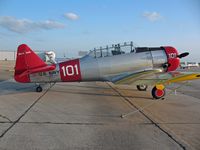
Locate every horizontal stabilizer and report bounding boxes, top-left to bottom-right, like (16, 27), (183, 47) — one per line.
(14, 44), (55, 83)
(19, 65), (56, 78)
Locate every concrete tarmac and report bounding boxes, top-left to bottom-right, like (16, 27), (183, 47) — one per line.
(0, 65), (200, 149)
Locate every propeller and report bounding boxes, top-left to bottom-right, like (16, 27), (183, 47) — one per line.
(163, 52), (189, 70)
(177, 52), (189, 59)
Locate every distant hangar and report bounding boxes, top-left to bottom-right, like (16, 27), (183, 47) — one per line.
(0, 50), (43, 61)
(0, 51), (16, 60)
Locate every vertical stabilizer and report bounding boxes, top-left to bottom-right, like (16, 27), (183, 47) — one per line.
(14, 44), (47, 83)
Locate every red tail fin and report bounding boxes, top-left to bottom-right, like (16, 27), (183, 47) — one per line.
(14, 44), (47, 83)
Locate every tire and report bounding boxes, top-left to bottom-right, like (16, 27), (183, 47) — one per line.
(151, 86), (165, 99)
(136, 85), (148, 91)
(36, 86), (43, 92)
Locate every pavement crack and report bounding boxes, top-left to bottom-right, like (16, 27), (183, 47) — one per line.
(107, 82), (187, 150)
(0, 114), (12, 122)
(0, 84), (54, 138)
(18, 121), (105, 125)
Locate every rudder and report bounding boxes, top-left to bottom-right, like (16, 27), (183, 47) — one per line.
(14, 44), (47, 83)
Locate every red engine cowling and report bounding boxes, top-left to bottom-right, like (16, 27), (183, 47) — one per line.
(162, 46), (180, 72)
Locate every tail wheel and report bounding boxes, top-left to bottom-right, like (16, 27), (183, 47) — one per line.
(151, 86), (165, 99)
(137, 85), (148, 91)
(36, 86), (43, 92)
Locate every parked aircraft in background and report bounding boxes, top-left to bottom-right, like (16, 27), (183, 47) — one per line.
(180, 61), (199, 69)
(14, 42), (200, 99)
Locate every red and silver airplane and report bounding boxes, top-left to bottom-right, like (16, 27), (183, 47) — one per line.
(14, 42), (200, 99)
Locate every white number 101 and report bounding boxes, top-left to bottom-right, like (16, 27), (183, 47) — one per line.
(62, 64), (79, 76)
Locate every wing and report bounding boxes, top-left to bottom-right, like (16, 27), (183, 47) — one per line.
(113, 69), (200, 86)
(112, 69), (164, 85)
(161, 72), (200, 85)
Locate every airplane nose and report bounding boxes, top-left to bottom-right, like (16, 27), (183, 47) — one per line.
(162, 46), (180, 72)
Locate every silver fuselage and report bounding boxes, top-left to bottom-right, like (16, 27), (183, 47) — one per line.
(30, 50), (167, 83)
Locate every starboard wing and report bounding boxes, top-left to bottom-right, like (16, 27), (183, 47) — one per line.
(113, 70), (200, 86)
(112, 69), (163, 85)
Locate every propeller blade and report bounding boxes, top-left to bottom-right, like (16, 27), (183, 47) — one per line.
(178, 52), (189, 58)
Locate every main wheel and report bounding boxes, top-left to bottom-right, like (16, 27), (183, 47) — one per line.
(151, 86), (165, 99)
(136, 85), (148, 91)
(36, 86), (43, 92)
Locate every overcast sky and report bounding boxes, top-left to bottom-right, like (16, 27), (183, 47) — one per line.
(0, 0), (199, 61)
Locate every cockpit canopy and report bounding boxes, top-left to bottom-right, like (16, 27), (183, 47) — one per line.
(87, 41), (164, 58)
(87, 42), (136, 58)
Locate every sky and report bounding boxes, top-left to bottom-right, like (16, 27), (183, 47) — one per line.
(0, 0), (199, 61)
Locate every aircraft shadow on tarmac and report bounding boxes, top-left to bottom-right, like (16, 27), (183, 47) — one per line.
(56, 82), (141, 92)
(56, 83), (111, 90)
(52, 84), (152, 100)
(0, 79), (36, 95)
(0, 79), (152, 100)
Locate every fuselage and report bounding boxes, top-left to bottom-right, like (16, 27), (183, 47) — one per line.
(13, 44), (186, 99)
(28, 46), (178, 83)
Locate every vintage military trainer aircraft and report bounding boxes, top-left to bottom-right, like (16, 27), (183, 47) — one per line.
(14, 42), (200, 99)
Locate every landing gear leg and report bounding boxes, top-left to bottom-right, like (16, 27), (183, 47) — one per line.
(151, 85), (165, 99)
(36, 85), (43, 92)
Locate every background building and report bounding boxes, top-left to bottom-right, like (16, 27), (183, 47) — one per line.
(0, 50), (44, 61)
(0, 51), (16, 60)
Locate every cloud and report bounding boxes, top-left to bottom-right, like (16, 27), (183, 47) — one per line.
(143, 11), (162, 22)
(64, 12), (79, 20)
(0, 16), (65, 34)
